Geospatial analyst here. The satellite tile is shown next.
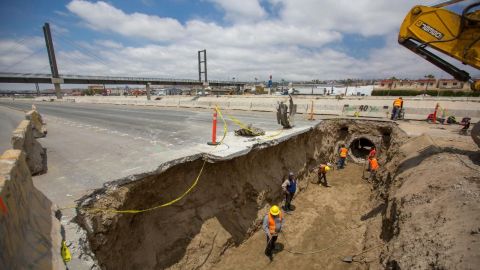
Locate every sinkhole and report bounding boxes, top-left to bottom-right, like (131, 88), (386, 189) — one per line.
(75, 119), (405, 270)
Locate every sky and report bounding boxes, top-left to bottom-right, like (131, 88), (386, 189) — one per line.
(0, 0), (479, 90)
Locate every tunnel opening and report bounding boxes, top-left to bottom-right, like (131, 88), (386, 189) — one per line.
(75, 119), (405, 270)
(349, 137), (376, 160)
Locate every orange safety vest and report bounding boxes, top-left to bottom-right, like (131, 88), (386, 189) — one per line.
(268, 213), (283, 234)
(340, 147), (348, 158)
(370, 158), (379, 171)
(393, 98), (402, 107)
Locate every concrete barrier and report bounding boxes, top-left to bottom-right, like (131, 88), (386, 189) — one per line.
(26, 109), (47, 138)
(0, 150), (64, 270)
(34, 95), (480, 122)
(11, 120), (47, 175)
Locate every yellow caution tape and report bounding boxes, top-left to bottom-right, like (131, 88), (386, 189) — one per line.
(61, 240), (71, 263)
(60, 106), (284, 216)
(59, 107), (283, 215)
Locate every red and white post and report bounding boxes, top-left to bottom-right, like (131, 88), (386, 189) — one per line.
(207, 109), (220, 145)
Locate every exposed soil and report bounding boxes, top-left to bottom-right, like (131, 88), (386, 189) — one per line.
(212, 163), (373, 270)
(76, 119), (403, 269)
(364, 123), (480, 270)
(75, 119), (480, 270)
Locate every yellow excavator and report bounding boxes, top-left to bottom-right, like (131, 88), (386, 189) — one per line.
(399, 0), (480, 147)
(398, 0), (480, 91)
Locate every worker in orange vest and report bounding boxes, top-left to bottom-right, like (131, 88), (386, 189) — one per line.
(369, 157), (379, 181)
(318, 163), (332, 187)
(263, 205), (284, 261)
(367, 146), (376, 171)
(337, 144), (348, 169)
(391, 97), (403, 121)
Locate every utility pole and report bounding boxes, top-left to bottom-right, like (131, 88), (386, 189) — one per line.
(43, 23), (63, 99)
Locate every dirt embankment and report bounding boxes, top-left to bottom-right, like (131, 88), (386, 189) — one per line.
(365, 132), (480, 269)
(76, 119), (404, 269)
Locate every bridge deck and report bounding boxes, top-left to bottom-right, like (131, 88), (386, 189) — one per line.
(0, 73), (245, 86)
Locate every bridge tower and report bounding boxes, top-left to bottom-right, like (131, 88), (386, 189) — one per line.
(42, 23), (62, 99)
(198, 50), (207, 83)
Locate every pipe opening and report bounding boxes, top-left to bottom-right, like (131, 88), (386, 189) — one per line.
(349, 137), (375, 160)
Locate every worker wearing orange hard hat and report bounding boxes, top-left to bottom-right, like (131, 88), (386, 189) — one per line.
(263, 205), (284, 261)
(318, 163), (332, 187)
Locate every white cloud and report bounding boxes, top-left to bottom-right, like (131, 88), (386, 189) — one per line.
(2, 0), (476, 87)
(275, 0), (443, 36)
(0, 37), (48, 73)
(94, 39), (123, 49)
(50, 23), (69, 34)
(66, 0), (186, 41)
(207, 0), (266, 23)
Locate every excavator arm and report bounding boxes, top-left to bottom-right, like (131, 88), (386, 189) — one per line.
(398, 2), (480, 90)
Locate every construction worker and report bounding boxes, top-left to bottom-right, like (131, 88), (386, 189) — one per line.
(317, 163), (332, 187)
(391, 97), (403, 121)
(369, 157), (379, 181)
(337, 144), (348, 169)
(281, 172), (297, 211)
(263, 205), (284, 261)
(367, 146), (376, 171)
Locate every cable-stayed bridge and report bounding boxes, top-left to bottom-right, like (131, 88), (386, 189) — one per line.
(0, 23), (246, 99)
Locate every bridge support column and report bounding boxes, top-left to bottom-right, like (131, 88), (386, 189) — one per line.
(146, 83), (151, 100)
(51, 78), (63, 99)
(54, 84), (62, 99)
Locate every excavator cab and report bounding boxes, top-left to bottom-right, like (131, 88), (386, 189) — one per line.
(398, 1), (480, 91)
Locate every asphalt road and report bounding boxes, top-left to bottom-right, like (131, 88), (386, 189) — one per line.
(0, 99), (312, 207)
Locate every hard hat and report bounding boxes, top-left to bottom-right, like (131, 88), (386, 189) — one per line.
(270, 205), (280, 216)
(325, 166), (331, 171)
(327, 162), (333, 167)
(289, 172), (294, 176)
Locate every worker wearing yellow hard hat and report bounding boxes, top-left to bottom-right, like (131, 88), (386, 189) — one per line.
(262, 205), (284, 261)
(318, 163), (332, 187)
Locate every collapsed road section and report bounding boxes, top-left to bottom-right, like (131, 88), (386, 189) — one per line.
(74, 119), (480, 269)
(75, 119), (406, 269)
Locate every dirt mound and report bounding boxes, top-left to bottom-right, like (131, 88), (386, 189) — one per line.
(75, 119), (404, 269)
(366, 133), (480, 269)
